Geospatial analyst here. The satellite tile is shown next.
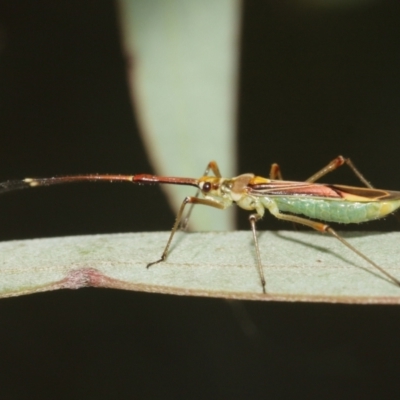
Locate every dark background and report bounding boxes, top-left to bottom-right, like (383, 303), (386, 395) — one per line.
(1, 1), (400, 398)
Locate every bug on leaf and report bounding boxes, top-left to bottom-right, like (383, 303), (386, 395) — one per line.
(1, 155), (399, 293)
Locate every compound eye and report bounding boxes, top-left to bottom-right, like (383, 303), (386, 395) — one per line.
(202, 182), (211, 192)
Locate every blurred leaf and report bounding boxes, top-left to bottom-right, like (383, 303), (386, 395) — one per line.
(118, 0), (241, 230)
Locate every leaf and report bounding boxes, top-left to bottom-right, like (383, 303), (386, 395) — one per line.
(118, 0), (241, 231)
(1, 231), (400, 304)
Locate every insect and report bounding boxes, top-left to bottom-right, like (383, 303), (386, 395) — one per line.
(1, 155), (399, 294)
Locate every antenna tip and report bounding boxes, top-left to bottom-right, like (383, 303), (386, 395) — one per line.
(23, 178), (38, 187)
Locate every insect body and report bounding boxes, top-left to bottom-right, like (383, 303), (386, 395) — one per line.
(1, 156), (400, 293)
(200, 175), (400, 224)
(254, 181), (400, 224)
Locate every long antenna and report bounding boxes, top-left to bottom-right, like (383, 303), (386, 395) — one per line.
(0, 174), (199, 194)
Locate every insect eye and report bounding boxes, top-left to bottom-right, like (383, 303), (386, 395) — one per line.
(202, 182), (211, 192)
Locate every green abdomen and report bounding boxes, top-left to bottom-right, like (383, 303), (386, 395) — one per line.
(273, 197), (400, 224)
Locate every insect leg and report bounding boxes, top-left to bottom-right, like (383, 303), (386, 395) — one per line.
(306, 156), (372, 187)
(270, 156), (371, 187)
(147, 196), (225, 268)
(269, 163), (283, 180)
(264, 201), (400, 286)
(306, 157), (400, 223)
(249, 213), (267, 293)
(181, 161), (223, 230)
(325, 227), (400, 286)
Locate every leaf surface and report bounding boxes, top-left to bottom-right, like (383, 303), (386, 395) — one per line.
(1, 231), (400, 304)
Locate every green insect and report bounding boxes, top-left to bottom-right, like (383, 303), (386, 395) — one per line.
(1, 156), (399, 293)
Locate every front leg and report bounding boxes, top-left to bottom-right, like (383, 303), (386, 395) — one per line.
(147, 196), (225, 268)
(181, 161), (223, 230)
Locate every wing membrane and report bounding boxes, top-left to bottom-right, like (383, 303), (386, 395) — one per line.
(248, 180), (400, 201)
